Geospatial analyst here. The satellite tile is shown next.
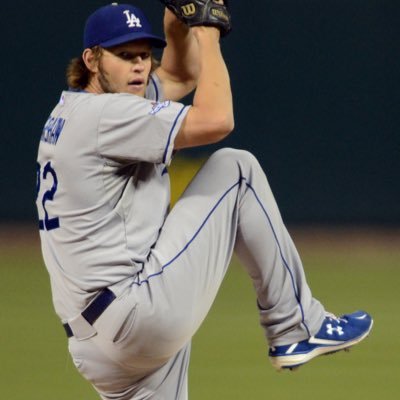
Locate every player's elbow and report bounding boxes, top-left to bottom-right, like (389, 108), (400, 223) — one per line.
(201, 113), (234, 144)
(212, 114), (235, 141)
(175, 108), (234, 149)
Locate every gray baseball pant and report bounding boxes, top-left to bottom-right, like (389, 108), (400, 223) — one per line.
(68, 148), (325, 399)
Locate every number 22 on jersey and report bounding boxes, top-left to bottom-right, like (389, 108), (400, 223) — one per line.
(36, 161), (60, 231)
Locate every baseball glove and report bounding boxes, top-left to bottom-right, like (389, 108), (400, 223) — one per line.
(160, 0), (232, 36)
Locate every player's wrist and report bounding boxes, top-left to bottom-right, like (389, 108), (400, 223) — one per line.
(192, 26), (220, 42)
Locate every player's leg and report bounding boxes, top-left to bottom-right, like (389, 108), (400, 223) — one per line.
(128, 148), (371, 370)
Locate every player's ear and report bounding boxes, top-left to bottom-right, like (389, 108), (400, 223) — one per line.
(82, 48), (99, 73)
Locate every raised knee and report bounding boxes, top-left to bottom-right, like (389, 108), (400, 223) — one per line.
(210, 148), (261, 170)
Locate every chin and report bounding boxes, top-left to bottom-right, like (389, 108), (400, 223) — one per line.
(124, 86), (146, 97)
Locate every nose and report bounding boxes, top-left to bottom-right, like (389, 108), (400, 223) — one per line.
(131, 56), (145, 72)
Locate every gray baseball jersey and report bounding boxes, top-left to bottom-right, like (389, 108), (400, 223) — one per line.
(37, 75), (325, 399)
(37, 74), (189, 320)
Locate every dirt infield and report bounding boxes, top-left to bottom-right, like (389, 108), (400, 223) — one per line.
(1, 223), (399, 254)
(0, 223), (40, 249)
(289, 225), (400, 252)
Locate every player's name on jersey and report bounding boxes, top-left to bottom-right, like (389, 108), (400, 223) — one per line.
(41, 116), (66, 145)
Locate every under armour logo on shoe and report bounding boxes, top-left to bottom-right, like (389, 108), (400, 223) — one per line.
(123, 10), (142, 28)
(326, 324), (344, 336)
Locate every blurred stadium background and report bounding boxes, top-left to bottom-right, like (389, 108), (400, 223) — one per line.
(1, 1), (399, 399)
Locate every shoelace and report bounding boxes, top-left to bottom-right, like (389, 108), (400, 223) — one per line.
(325, 312), (348, 324)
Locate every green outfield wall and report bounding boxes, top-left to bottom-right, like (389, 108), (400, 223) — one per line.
(1, 0), (398, 224)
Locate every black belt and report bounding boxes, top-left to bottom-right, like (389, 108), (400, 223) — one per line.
(63, 288), (116, 338)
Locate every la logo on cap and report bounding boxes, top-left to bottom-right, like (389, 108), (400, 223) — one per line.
(123, 9), (142, 28)
(83, 3), (167, 49)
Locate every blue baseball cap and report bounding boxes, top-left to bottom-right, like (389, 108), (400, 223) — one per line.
(83, 3), (166, 49)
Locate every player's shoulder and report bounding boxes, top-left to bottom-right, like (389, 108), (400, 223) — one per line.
(57, 89), (157, 120)
(59, 90), (144, 114)
(61, 90), (111, 105)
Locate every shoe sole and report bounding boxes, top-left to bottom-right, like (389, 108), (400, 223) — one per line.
(270, 319), (373, 371)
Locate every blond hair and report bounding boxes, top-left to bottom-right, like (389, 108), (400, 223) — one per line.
(66, 46), (103, 90)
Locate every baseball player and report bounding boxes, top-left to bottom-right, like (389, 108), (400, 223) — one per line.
(35, 2), (373, 399)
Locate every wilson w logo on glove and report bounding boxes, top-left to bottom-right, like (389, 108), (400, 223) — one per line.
(181, 3), (196, 16)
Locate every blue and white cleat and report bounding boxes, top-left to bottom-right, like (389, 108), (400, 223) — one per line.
(269, 311), (373, 371)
